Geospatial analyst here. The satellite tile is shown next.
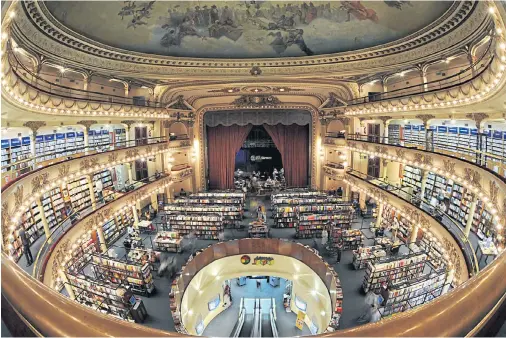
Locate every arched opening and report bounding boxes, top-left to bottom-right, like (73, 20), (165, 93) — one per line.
(169, 122), (189, 140)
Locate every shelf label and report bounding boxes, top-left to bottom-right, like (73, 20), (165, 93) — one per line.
(10, 138), (21, 147)
(88, 130), (95, 136)
(483, 130), (492, 137)
(22, 136), (31, 145)
(437, 126), (447, 133)
(76, 131), (84, 137)
(420, 126), (426, 131)
(448, 127), (458, 134)
(404, 125), (412, 130)
(413, 125), (420, 131)
(492, 131), (502, 139)
(458, 127), (469, 135)
(470, 129), (478, 135)
(101, 130), (109, 135)
(43, 134), (55, 141)
(1, 140), (10, 148)
(56, 133), (65, 140)
(35, 135), (44, 143)
(66, 132), (76, 138)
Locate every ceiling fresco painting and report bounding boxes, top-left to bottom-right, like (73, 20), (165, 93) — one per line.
(45, 1), (453, 59)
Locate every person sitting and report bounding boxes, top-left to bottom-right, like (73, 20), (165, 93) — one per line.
(180, 188), (186, 197)
(375, 226), (385, 237)
(265, 176), (274, 187)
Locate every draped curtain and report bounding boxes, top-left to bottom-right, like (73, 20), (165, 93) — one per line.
(263, 124), (309, 187)
(207, 124), (253, 190)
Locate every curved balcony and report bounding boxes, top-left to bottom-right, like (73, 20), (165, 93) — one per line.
(343, 29), (506, 116)
(345, 136), (505, 249)
(348, 133), (505, 177)
(1, 136), (167, 184)
(1, 42), (172, 119)
(344, 169), (478, 276)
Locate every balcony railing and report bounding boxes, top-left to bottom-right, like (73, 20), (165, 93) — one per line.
(7, 43), (165, 108)
(347, 134), (506, 177)
(347, 169), (479, 275)
(1, 136), (167, 184)
(346, 38), (494, 106)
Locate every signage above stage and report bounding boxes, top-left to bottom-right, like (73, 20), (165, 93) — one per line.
(250, 156), (272, 162)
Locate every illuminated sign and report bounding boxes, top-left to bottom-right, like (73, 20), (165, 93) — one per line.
(240, 255), (251, 265)
(252, 256), (274, 266)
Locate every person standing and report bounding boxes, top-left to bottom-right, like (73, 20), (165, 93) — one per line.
(380, 282), (390, 306)
(18, 229), (33, 266)
(336, 240), (343, 264)
(95, 178), (104, 203)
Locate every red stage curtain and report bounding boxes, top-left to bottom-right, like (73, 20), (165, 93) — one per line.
(263, 124), (309, 187)
(207, 124), (253, 190)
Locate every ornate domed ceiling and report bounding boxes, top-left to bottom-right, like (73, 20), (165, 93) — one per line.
(43, 1), (453, 59)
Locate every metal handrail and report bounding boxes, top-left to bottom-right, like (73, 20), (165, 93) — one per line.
(347, 37), (494, 105)
(347, 169), (479, 275)
(347, 134), (506, 176)
(1, 136), (167, 179)
(7, 42), (164, 108)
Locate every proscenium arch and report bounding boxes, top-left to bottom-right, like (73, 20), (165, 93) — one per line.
(179, 255), (333, 336)
(195, 103), (321, 191)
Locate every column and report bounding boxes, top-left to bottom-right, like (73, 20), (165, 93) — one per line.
(96, 226), (107, 253)
(382, 159), (388, 181)
(127, 162), (134, 183)
(86, 174), (97, 210)
(59, 270), (76, 300)
(345, 184), (351, 201)
(35, 198), (51, 242)
(410, 224), (419, 243)
(464, 195), (479, 237)
(132, 206), (139, 226)
(150, 192), (158, 212)
(83, 127), (89, 154)
(359, 192), (366, 211)
(166, 184), (174, 203)
(29, 133), (36, 157)
(375, 203), (384, 228)
(420, 169), (430, 198)
(419, 67), (428, 92)
(381, 77), (387, 93)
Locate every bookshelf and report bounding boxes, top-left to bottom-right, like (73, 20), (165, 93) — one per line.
(164, 204), (242, 229)
(388, 124), (400, 144)
(402, 165), (422, 191)
(68, 275), (133, 321)
(362, 253), (427, 293)
(92, 255), (155, 296)
(167, 213), (223, 240)
(341, 229), (363, 250)
(296, 204), (353, 239)
(41, 187), (66, 229)
(379, 205), (411, 243)
(154, 231), (182, 252)
(67, 177), (92, 213)
(114, 128), (127, 146)
(381, 271), (446, 317)
(352, 245), (386, 270)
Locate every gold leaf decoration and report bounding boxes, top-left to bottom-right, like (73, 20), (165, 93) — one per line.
(31, 172), (49, 194)
(13, 185), (24, 209)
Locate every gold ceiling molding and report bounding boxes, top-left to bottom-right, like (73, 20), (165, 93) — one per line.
(10, 1), (487, 78)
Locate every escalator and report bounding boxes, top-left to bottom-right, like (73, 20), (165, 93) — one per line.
(261, 313), (273, 338)
(232, 298), (277, 337)
(238, 314), (255, 337)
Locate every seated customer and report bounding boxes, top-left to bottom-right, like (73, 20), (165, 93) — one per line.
(375, 226), (385, 237)
(180, 188), (186, 197)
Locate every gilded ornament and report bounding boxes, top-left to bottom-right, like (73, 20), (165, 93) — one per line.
(31, 172), (49, 194)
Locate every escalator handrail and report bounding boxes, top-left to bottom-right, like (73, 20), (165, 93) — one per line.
(270, 308), (279, 338)
(233, 305), (246, 338)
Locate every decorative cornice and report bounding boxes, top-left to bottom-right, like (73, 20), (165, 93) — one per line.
(11, 1), (484, 77)
(76, 120), (98, 129)
(22, 121), (46, 134)
(232, 95), (281, 107)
